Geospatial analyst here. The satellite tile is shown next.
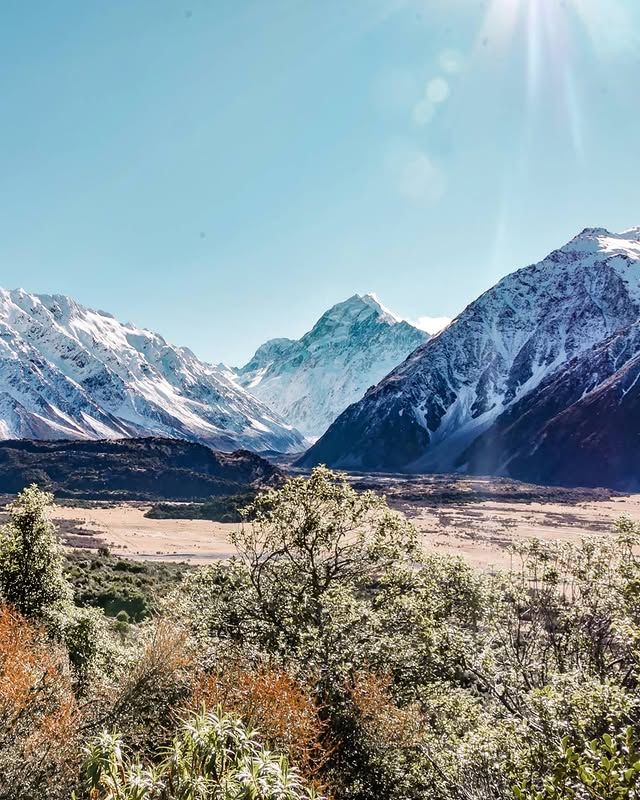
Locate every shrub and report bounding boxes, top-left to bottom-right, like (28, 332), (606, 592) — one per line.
(514, 727), (640, 800)
(82, 706), (320, 799)
(104, 620), (197, 755)
(145, 493), (257, 522)
(65, 550), (187, 621)
(0, 485), (72, 618)
(325, 671), (433, 800)
(193, 665), (330, 784)
(0, 604), (80, 800)
(3, 474), (640, 800)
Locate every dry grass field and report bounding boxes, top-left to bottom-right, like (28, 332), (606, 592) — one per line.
(354, 473), (640, 570)
(49, 474), (640, 571)
(52, 503), (236, 563)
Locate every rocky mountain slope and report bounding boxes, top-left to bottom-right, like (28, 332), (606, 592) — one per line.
(458, 322), (640, 489)
(0, 289), (304, 452)
(301, 228), (640, 482)
(235, 294), (429, 438)
(0, 437), (283, 500)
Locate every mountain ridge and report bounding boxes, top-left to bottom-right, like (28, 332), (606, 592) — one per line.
(300, 227), (640, 485)
(0, 288), (304, 453)
(235, 293), (429, 438)
(457, 320), (640, 489)
(0, 436), (282, 500)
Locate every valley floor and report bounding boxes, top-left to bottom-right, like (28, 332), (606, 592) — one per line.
(51, 475), (640, 570)
(53, 503), (236, 563)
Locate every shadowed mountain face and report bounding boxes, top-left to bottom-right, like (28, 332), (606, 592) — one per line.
(458, 324), (640, 490)
(0, 289), (304, 453)
(235, 294), (429, 439)
(0, 437), (282, 500)
(300, 228), (640, 488)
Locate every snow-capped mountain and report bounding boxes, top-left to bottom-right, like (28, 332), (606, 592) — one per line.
(301, 227), (640, 476)
(0, 289), (304, 452)
(235, 294), (429, 438)
(458, 321), (640, 489)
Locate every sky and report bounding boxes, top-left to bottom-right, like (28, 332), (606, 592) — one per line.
(1, 0), (639, 365)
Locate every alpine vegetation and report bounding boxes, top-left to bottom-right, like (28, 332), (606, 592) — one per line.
(1, 472), (640, 799)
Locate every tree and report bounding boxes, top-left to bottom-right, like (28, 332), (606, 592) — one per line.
(0, 485), (114, 695)
(0, 485), (71, 618)
(230, 466), (419, 668)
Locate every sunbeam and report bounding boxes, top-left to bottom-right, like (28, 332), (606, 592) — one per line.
(473, 0), (629, 164)
(478, 0), (634, 61)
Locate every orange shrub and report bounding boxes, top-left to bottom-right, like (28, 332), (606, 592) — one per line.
(349, 671), (424, 747)
(193, 664), (331, 784)
(0, 604), (81, 800)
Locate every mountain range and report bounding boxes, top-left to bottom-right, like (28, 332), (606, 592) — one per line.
(234, 293), (429, 438)
(0, 289), (303, 453)
(301, 228), (640, 489)
(3, 227), (640, 490)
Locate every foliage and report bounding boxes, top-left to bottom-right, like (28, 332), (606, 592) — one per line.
(324, 670), (433, 800)
(65, 550), (189, 621)
(3, 473), (640, 800)
(193, 664), (330, 785)
(0, 604), (80, 800)
(171, 560), (258, 665)
(514, 728), (640, 800)
(104, 621), (197, 756)
(229, 466), (419, 671)
(56, 603), (115, 694)
(369, 553), (484, 699)
(145, 493), (257, 523)
(0, 485), (126, 699)
(83, 706), (320, 799)
(0, 484), (72, 617)
(477, 526), (640, 705)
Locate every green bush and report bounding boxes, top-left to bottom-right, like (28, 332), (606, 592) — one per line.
(65, 550), (188, 621)
(0, 485), (72, 618)
(83, 706), (319, 799)
(145, 493), (257, 522)
(514, 728), (640, 800)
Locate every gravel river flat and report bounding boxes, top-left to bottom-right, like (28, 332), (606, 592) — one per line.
(52, 475), (640, 571)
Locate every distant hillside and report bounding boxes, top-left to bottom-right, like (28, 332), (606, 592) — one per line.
(0, 437), (282, 500)
(458, 323), (640, 490)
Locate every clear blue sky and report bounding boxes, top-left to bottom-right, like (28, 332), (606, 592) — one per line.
(1, 0), (639, 364)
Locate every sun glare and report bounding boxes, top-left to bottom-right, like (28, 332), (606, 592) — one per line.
(478, 0), (632, 58)
(475, 0), (630, 162)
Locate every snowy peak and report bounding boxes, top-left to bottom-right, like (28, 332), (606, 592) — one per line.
(558, 227), (640, 260)
(235, 294), (429, 438)
(301, 226), (640, 477)
(347, 292), (401, 323)
(0, 288), (305, 453)
(310, 293), (400, 333)
(622, 226), (640, 241)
